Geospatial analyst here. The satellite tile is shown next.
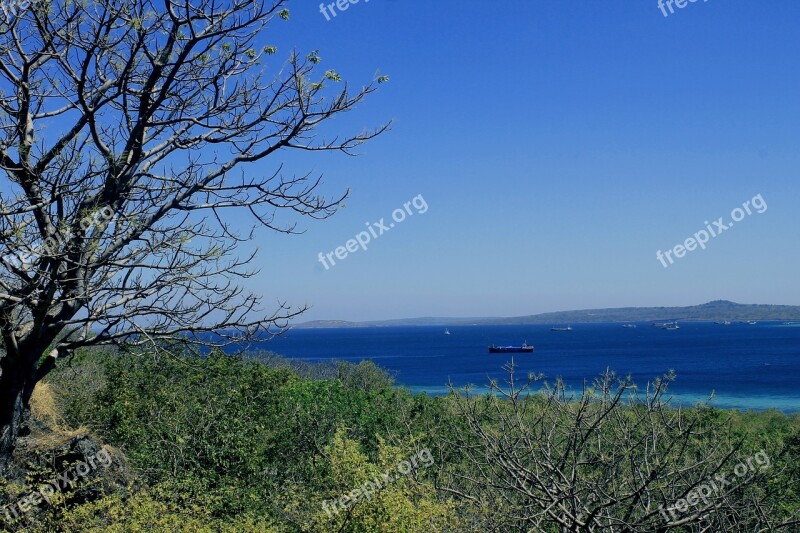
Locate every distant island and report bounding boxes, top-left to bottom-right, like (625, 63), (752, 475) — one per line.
(295, 300), (800, 328)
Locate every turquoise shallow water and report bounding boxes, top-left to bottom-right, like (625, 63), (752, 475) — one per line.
(255, 321), (800, 412)
(403, 386), (800, 412)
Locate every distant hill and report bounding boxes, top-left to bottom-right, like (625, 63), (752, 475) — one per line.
(294, 301), (800, 328)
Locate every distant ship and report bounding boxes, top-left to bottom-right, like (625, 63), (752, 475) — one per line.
(551, 325), (573, 332)
(622, 324), (637, 329)
(747, 321), (757, 325)
(653, 321), (680, 330)
(716, 321), (732, 326)
(444, 328), (451, 335)
(488, 342), (534, 354)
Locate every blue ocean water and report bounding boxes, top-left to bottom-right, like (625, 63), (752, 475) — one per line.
(254, 322), (800, 412)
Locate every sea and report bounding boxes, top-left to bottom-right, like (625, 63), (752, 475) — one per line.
(251, 322), (800, 412)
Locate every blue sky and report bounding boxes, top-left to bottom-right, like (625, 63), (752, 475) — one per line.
(243, 0), (800, 321)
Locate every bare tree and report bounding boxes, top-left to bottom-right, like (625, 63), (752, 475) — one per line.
(0, 0), (388, 459)
(437, 365), (797, 531)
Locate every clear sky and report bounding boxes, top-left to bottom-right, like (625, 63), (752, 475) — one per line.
(243, 0), (800, 322)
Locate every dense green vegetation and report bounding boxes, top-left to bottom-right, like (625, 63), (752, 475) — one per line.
(1, 349), (798, 531)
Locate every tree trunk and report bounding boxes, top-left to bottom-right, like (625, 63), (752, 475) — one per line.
(0, 354), (31, 464)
